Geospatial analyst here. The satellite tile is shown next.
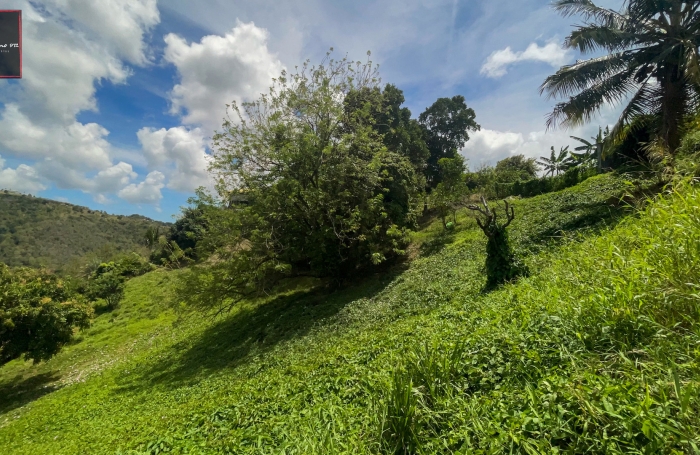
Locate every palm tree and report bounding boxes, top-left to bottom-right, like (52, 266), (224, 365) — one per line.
(538, 146), (571, 176)
(541, 0), (700, 156)
(570, 126), (609, 171)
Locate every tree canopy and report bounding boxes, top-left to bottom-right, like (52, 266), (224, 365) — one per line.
(181, 54), (426, 313)
(419, 95), (480, 187)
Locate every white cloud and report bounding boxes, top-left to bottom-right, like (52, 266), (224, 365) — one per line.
(138, 126), (213, 192)
(0, 158), (46, 193)
(8, 4), (131, 123)
(163, 21), (284, 133)
(33, 159), (137, 197)
(92, 162), (139, 193)
(0, 0), (160, 201)
(480, 41), (572, 78)
(0, 105), (113, 170)
(118, 171), (165, 205)
(41, 0), (160, 65)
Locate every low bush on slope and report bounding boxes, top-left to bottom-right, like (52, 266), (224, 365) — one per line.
(2, 173), (687, 454)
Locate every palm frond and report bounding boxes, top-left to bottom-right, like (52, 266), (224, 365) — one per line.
(683, 43), (700, 87)
(566, 25), (637, 53)
(553, 0), (627, 28)
(546, 69), (637, 130)
(608, 80), (658, 144)
(540, 52), (635, 99)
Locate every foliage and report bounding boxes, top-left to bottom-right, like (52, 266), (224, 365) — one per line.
(0, 191), (167, 272)
(571, 126), (610, 171)
(0, 172), (656, 454)
(494, 154), (540, 181)
(542, 0), (700, 156)
(345, 84), (430, 175)
(468, 197), (527, 288)
(85, 254), (153, 310)
(381, 181), (700, 454)
(538, 146), (571, 176)
(419, 95), (480, 187)
(86, 270), (125, 311)
(0, 264), (92, 366)
(471, 161), (599, 200)
(197, 53), (423, 311)
(430, 155), (468, 228)
(148, 197), (213, 266)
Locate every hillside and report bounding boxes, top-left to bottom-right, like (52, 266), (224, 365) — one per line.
(0, 191), (168, 271)
(4, 173), (697, 454)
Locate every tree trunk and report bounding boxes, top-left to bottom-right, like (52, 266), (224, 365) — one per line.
(660, 63), (686, 155)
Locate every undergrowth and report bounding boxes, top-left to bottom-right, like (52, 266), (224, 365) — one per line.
(3, 173), (693, 454)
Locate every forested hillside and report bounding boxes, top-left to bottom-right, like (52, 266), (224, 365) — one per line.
(0, 191), (167, 271)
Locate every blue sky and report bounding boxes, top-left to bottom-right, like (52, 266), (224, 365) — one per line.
(0, 0), (622, 222)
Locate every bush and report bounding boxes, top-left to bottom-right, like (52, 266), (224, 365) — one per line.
(85, 254), (152, 310)
(0, 264), (92, 365)
(468, 198), (527, 288)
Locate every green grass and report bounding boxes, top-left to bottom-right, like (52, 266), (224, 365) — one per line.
(3, 172), (696, 454)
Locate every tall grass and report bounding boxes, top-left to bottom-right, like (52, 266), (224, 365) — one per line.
(381, 182), (700, 453)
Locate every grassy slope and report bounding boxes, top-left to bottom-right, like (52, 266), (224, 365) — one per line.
(0, 192), (167, 270)
(2, 173), (696, 454)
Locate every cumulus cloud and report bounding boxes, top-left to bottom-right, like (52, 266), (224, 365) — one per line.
(41, 0), (160, 65)
(0, 0), (159, 199)
(138, 126), (213, 192)
(0, 158), (46, 193)
(480, 41), (572, 78)
(118, 171), (165, 205)
(34, 159), (138, 200)
(8, 4), (132, 123)
(163, 21), (284, 133)
(0, 104), (113, 170)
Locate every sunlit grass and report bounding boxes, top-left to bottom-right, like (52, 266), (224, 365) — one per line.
(3, 172), (694, 454)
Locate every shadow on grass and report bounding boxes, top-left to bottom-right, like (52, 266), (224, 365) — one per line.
(514, 199), (630, 249)
(419, 231), (456, 257)
(0, 371), (62, 414)
(117, 270), (402, 392)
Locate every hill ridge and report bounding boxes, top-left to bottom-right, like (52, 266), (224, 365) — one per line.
(0, 190), (168, 271)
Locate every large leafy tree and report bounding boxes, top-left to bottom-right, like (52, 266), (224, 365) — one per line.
(494, 154), (540, 181)
(541, 0), (700, 156)
(419, 96), (480, 187)
(0, 264), (92, 366)
(189, 54), (424, 313)
(343, 84), (430, 176)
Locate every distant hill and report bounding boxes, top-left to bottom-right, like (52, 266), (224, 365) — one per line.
(0, 190), (169, 271)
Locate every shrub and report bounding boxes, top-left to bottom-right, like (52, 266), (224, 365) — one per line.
(468, 197), (527, 288)
(85, 254), (151, 310)
(0, 264), (92, 365)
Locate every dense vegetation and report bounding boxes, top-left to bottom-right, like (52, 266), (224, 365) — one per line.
(0, 191), (167, 271)
(0, 265), (92, 366)
(3, 172), (697, 454)
(3, 1), (700, 453)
